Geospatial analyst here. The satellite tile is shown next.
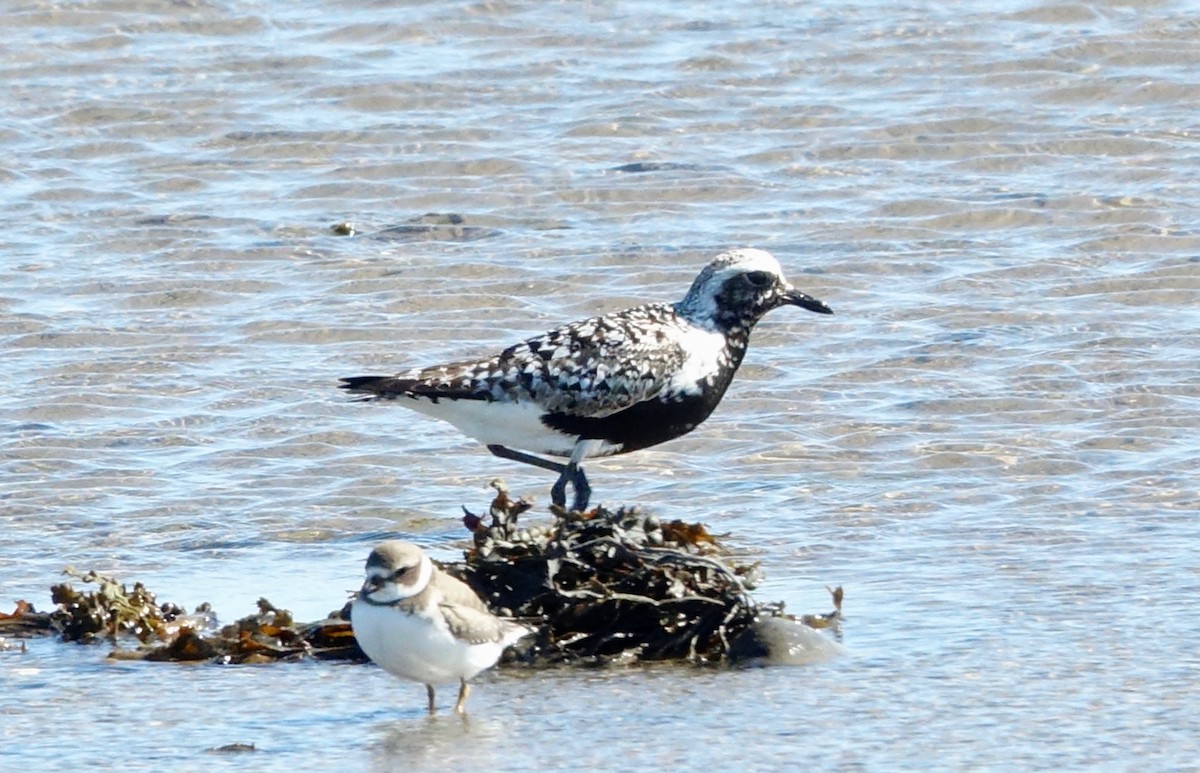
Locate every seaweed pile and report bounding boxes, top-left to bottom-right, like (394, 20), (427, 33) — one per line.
(454, 481), (834, 664)
(1, 483), (840, 666)
(0, 569), (360, 663)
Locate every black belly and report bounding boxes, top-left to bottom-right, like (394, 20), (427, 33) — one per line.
(541, 387), (729, 455)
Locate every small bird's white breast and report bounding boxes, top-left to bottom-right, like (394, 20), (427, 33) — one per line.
(351, 598), (509, 686)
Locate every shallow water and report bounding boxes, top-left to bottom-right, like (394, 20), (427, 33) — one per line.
(3, 0), (1200, 769)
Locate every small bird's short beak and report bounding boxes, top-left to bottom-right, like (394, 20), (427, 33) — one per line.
(783, 287), (833, 315)
(359, 577), (382, 596)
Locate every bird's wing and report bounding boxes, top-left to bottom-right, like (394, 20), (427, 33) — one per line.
(354, 304), (689, 417)
(439, 601), (514, 645)
(498, 304), (688, 416)
(433, 568), (493, 613)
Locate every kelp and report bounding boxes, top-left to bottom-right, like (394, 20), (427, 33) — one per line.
(1, 483), (840, 666)
(1, 574), (358, 663)
(454, 481), (838, 665)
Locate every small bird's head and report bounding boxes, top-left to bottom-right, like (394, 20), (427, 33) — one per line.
(358, 541), (434, 605)
(678, 248), (832, 333)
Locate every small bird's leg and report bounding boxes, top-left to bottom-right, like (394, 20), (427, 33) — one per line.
(454, 679), (471, 715)
(425, 684), (437, 714)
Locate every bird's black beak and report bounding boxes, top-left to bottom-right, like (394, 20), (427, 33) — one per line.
(783, 287), (833, 315)
(359, 576), (383, 597)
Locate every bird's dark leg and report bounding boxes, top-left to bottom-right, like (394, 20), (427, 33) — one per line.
(568, 465), (590, 512)
(549, 462), (590, 511)
(549, 466), (570, 509)
(487, 444), (590, 511)
(486, 444), (567, 474)
(425, 684), (437, 714)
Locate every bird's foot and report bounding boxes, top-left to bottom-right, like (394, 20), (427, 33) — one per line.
(551, 464), (591, 513)
(550, 475), (570, 510)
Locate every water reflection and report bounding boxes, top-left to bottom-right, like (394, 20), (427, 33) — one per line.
(372, 712), (499, 770)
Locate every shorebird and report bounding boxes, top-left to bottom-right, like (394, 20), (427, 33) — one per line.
(341, 248), (832, 511)
(350, 540), (530, 715)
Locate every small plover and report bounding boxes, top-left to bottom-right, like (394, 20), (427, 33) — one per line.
(341, 248), (832, 511)
(350, 540), (529, 714)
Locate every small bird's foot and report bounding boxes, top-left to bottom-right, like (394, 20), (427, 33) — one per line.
(453, 679), (471, 715)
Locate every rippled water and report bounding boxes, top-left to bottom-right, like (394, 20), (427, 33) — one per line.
(3, 0), (1199, 769)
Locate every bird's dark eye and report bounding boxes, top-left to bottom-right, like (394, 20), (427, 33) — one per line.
(393, 567), (409, 579)
(744, 271), (775, 289)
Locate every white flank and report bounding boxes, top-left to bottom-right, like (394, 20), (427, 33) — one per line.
(399, 394), (621, 458)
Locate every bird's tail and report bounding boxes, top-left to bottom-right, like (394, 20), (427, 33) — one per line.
(502, 620), (535, 648)
(339, 376), (416, 400)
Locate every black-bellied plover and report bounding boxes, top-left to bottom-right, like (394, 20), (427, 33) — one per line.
(350, 540), (530, 715)
(341, 248), (832, 511)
